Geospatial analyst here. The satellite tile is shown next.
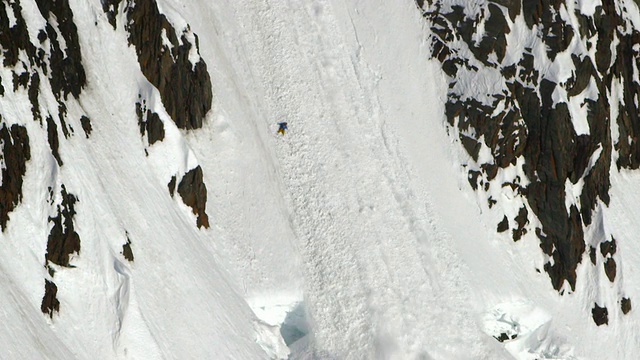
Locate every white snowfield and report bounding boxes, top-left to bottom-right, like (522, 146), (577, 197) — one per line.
(1, 0), (640, 359)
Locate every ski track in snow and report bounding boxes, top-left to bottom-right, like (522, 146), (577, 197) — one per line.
(231, 0), (500, 358)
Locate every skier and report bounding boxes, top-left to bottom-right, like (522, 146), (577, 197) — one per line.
(277, 122), (288, 135)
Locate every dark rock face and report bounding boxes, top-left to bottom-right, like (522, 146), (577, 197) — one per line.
(494, 333), (510, 342)
(177, 166), (210, 229)
(123, 0), (212, 130)
(592, 304), (608, 326)
(34, 0), (86, 100)
(604, 258), (616, 282)
(47, 116), (63, 166)
(45, 185), (80, 267)
(0, 1), (37, 68)
(41, 279), (60, 318)
(101, 0), (122, 29)
(600, 238), (617, 257)
(168, 175), (177, 197)
(621, 297), (632, 314)
(136, 100), (165, 145)
(497, 216), (509, 233)
(418, 0), (633, 295)
(80, 116), (92, 138)
(0, 124), (31, 231)
(122, 236), (134, 262)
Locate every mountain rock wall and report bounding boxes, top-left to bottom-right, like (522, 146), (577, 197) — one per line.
(417, 0), (638, 323)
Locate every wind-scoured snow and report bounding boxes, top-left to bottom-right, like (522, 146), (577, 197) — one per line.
(2, 0), (640, 359)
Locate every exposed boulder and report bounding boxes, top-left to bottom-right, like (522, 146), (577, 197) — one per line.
(34, 0), (86, 100)
(45, 185), (80, 267)
(621, 297), (632, 315)
(47, 116), (63, 166)
(497, 216), (509, 233)
(124, 0), (212, 130)
(168, 175), (177, 197)
(80, 116), (92, 138)
(122, 236), (134, 262)
(177, 166), (210, 229)
(41, 279), (60, 318)
(0, 123), (31, 231)
(136, 100), (165, 145)
(603, 258), (616, 282)
(591, 303), (608, 326)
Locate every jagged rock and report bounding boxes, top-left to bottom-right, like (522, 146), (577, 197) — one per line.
(460, 134), (481, 161)
(168, 175), (177, 197)
(521, 0), (542, 29)
(124, 0), (212, 130)
(35, 0), (86, 100)
(0, 123), (31, 231)
(45, 185), (80, 267)
(579, 95), (611, 225)
(600, 238), (617, 257)
(542, 14), (574, 61)
(80, 115), (92, 138)
(517, 52), (538, 85)
(28, 72), (41, 122)
(122, 237), (134, 262)
(47, 116), (63, 166)
(621, 297), (632, 314)
(41, 279), (60, 318)
(480, 4), (509, 63)
(57, 103), (71, 138)
(422, 0), (633, 316)
(604, 258), (616, 282)
(177, 166), (210, 229)
(101, 0), (122, 28)
(567, 55), (596, 97)
(591, 304), (608, 326)
(13, 71), (29, 91)
(136, 101), (165, 145)
(0, 1), (37, 67)
(593, 4), (619, 74)
(497, 216), (509, 233)
(512, 206), (528, 241)
(145, 111), (164, 144)
(490, 0), (521, 21)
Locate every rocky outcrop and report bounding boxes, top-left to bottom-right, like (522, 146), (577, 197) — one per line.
(136, 99), (165, 146)
(177, 166), (210, 229)
(47, 116), (63, 166)
(80, 115), (92, 138)
(0, 123), (31, 231)
(122, 234), (134, 262)
(592, 303), (608, 326)
(45, 185), (80, 267)
(168, 175), (177, 197)
(123, 0), (212, 130)
(41, 279), (60, 318)
(34, 0), (86, 101)
(621, 297), (632, 314)
(418, 0), (632, 298)
(41, 185), (80, 318)
(101, 0), (122, 29)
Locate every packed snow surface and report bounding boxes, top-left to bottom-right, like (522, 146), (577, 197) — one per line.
(2, 0), (640, 359)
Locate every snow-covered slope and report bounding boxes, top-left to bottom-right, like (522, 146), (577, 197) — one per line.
(2, 0), (640, 359)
